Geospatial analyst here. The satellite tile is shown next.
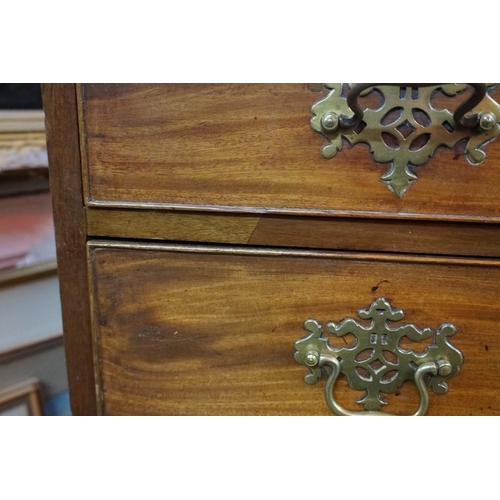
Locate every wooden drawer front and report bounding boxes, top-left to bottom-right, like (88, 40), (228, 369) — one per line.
(81, 84), (500, 221)
(89, 242), (500, 416)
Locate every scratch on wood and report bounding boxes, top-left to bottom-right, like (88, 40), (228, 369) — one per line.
(253, 301), (261, 317)
(136, 337), (197, 347)
(372, 279), (389, 292)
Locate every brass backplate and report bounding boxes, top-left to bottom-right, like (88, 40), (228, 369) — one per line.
(310, 84), (500, 197)
(295, 298), (464, 416)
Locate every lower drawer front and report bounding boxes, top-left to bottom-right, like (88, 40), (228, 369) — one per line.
(89, 242), (500, 416)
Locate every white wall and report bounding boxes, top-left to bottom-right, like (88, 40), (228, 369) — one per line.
(0, 274), (62, 352)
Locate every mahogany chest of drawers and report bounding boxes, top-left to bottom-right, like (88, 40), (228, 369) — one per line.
(43, 83), (500, 416)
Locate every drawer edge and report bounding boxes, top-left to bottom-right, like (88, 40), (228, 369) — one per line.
(87, 240), (500, 268)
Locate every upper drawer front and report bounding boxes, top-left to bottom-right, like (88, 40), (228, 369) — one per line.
(89, 242), (500, 416)
(80, 84), (500, 222)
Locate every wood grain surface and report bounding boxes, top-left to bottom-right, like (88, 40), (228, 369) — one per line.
(87, 208), (261, 245)
(42, 84), (97, 415)
(89, 242), (500, 416)
(80, 84), (500, 221)
(87, 207), (500, 258)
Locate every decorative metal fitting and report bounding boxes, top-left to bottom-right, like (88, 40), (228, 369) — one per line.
(294, 298), (464, 416)
(310, 83), (500, 197)
(479, 111), (497, 131)
(304, 350), (320, 367)
(320, 112), (339, 132)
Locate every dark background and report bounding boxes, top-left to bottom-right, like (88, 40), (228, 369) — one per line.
(0, 84), (42, 109)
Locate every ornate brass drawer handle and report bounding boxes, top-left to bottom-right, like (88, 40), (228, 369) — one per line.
(343, 83), (487, 129)
(294, 298), (463, 416)
(310, 83), (500, 197)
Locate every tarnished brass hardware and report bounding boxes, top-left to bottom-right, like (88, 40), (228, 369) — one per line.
(479, 111), (497, 130)
(294, 298), (464, 416)
(310, 83), (500, 197)
(343, 83), (486, 129)
(320, 112), (339, 131)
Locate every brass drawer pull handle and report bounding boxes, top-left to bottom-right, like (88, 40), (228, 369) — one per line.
(306, 352), (448, 417)
(310, 83), (500, 197)
(343, 83), (487, 129)
(294, 298), (463, 416)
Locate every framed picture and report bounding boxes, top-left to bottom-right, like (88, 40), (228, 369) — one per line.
(0, 84), (48, 198)
(0, 378), (43, 416)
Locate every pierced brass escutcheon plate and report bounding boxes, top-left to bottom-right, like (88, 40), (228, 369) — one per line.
(310, 83), (500, 197)
(294, 298), (463, 416)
